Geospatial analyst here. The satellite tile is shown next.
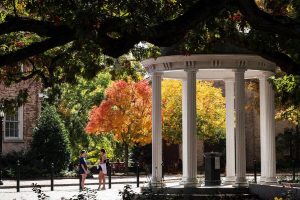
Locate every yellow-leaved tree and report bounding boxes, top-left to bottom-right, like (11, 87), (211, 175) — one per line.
(162, 80), (226, 144)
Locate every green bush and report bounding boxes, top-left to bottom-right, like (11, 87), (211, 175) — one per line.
(0, 151), (47, 179)
(119, 185), (185, 200)
(30, 104), (71, 174)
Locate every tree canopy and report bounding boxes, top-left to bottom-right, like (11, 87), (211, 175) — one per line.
(1, 0), (300, 81)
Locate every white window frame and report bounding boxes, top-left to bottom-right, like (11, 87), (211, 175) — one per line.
(3, 106), (23, 141)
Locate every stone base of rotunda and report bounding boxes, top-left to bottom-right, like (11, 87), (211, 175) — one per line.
(223, 176), (236, 185)
(259, 177), (277, 185)
(233, 177), (248, 187)
(180, 177), (199, 187)
(149, 179), (166, 188)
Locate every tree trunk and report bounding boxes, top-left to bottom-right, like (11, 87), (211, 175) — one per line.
(124, 143), (129, 174)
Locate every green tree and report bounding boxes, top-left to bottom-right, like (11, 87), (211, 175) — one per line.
(30, 104), (71, 173)
(85, 134), (116, 165)
(271, 74), (300, 126)
(57, 72), (113, 162)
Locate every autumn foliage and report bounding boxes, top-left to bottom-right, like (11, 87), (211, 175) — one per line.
(162, 80), (226, 143)
(85, 80), (152, 168)
(86, 79), (226, 167)
(86, 80), (152, 144)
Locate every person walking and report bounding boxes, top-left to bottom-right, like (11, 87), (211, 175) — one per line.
(79, 150), (88, 191)
(98, 148), (107, 190)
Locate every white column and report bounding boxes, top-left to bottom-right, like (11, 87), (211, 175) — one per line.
(234, 69), (248, 187)
(181, 69), (198, 187)
(224, 79), (236, 185)
(259, 72), (277, 184)
(151, 72), (163, 187)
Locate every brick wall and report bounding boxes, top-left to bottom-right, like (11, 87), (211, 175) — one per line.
(0, 79), (42, 154)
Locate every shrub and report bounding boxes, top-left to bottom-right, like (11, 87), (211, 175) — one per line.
(119, 185), (262, 200)
(119, 185), (183, 200)
(32, 183), (97, 200)
(0, 151), (46, 178)
(30, 104), (71, 174)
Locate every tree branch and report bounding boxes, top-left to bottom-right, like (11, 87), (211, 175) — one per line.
(0, 17), (72, 37)
(0, 34), (74, 67)
(259, 52), (300, 75)
(209, 37), (300, 75)
(15, 69), (40, 82)
(146, 0), (226, 45)
(97, 0), (226, 57)
(236, 0), (300, 39)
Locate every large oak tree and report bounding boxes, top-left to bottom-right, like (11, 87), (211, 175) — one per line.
(0, 0), (300, 81)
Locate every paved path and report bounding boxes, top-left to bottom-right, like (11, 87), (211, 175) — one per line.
(1, 184), (141, 200)
(0, 174), (181, 188)
(1, 174), (297, 200)
(0, 175), (181, 200)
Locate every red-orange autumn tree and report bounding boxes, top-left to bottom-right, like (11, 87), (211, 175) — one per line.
(85, 80), (152, 169)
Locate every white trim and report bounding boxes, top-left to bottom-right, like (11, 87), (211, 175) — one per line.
(224, 79), (236, 185)
(151, 72), (163, 185)
(3, 106), (23, 141)
(19, 105), (24, 140)
(141, 54), (276, 80)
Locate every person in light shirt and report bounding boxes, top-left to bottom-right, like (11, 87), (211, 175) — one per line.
(98, 148), (107, 190)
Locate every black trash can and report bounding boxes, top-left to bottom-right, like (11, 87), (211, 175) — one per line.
(204, 152), (221, 186)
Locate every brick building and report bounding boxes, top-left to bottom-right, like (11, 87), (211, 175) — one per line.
(0, 79), (42, 155)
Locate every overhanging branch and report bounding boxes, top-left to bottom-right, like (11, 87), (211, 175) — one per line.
(146, 0), (226, 45)
(236, 0), (300, 39)
(209, 37), (300, 75)
(260, 52), (300, 75)
(0, 34), (74, 67)
(97, 0), (227, 57)
(0, 17), (72, 37)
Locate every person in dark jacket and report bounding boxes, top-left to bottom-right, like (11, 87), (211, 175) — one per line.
(79, 150), (88, 190)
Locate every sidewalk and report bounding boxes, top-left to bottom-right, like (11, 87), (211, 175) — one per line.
(0, 175), (181, 200)
(0, 174), (181, 189)
(1, 184), (141, 200)
(1, 174), (297, 200)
